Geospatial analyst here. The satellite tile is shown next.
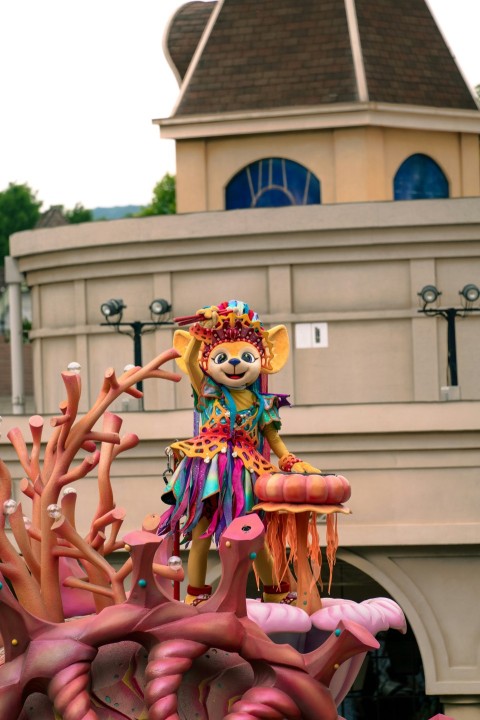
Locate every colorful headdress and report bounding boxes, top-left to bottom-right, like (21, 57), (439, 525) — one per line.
(188, 301), (274, 372)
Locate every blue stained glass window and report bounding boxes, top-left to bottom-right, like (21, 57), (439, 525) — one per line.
(394, 154), (449, 200)
(256, 188), (293, 207)
(226, 158), (321, 210)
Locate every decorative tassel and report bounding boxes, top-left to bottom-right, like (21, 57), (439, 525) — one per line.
(326, 513), (339, 594)
(265, 512), (289, 588)
(308, 512), (322, 593)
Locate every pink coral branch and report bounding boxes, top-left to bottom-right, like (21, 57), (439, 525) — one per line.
(112, 432), (139, 460)
(65, 349), (181, 462)
(33, 475), (44, 494)
(8, 504), (40, 582)
(87, 413), (123, 539)
(104, 367), (120, 390)
(19, 476), (43, 562)
(57, 371), (82, 452)
(43, 421), (64, 482)
(89, 508), (125, 555)
(50, 413), (72, 428)
(81, 440), (97, 452)
(28, 415), (44, 480)
(52, 546), (83, 559)
(19, 477), (34, 500)
(83, 431), (120, 445)
(51, 516), (126, 605)
(0, 462), (46, 617)
(123, 386), (144, 399)
(61, 490), (78, 528)
(91, 507), (125, 535)
(59, 452), (101, 486)
(62, 576), (115, 600)
(6, 427), (31, 479)
(103, 517), (125, 555)
(0, 458), (13, 504)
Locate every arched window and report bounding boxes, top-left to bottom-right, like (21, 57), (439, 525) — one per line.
(225, 158), (321, 210)
(394, 154), (449, 200)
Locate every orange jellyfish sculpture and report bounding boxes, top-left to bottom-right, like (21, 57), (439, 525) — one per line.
(253, 471), (352, 614)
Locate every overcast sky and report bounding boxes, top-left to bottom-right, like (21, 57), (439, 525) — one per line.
(1, 0), (479, 211)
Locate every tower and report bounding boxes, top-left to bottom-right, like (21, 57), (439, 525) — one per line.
(158, 0), (480, 212)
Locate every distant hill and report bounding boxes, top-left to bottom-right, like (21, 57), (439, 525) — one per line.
(92, 205), (143, 220)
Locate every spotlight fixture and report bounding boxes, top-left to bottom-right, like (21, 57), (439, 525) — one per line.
(417, 281), (480, 390)
(149, 298), (172, 317)
(418, 285), (441, 307)
(100, 297), (173, 405)
(100, 299), (126, 320)
(459, 283), (480, 305)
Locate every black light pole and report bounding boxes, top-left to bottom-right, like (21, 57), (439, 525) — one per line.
(445, 308), (459, 386)
(100, 298), (173, 400)
(418, 284), (480, 387)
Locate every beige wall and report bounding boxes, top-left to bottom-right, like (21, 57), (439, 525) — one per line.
(12, 199), (480, 412)
(175, 127), (480, 212)
(8, 197), (480, 710)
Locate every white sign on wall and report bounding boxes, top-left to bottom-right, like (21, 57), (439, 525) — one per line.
(295, 322), (329, 348)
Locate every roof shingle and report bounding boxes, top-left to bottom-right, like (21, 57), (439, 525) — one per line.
(167, 0), (477, 117)
(166, 1), (216, 82)
(174, 0), (357, 115)
(355, 0), (477, 109)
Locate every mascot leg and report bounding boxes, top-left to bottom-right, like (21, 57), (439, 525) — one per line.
(185, 515), (213, 605)
(254, 545), (296, 604)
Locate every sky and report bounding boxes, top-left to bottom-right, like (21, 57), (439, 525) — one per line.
(0, 0), (479, 211)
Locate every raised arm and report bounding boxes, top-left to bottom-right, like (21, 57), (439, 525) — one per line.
(183, 337), (203, 395)
(172, 306), (220, 396)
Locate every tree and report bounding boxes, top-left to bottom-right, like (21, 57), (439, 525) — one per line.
(65, 203), (93, 224)
(137, 173), (176, 216)
(0, 183), (42, 263)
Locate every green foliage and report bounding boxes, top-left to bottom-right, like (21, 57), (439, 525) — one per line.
(475, 84), (480, 101)
(0, 183), (42, 263)
(137, 173), (176, 216)
(65, 203), (93, 224)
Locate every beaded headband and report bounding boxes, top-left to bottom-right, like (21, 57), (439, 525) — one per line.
(188, 301), (274, 372)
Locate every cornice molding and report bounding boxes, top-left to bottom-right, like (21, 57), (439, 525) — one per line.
(154, 101), (480, 139)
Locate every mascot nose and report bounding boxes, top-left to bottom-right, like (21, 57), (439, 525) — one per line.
(229, 358), (241, 367)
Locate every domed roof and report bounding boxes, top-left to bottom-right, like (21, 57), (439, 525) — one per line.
(165, 0), (478, 117)
(164, 1), (216, 83)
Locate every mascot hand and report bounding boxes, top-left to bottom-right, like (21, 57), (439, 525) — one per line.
(196, 306), (219, 328)
(291, 461), (321, 474)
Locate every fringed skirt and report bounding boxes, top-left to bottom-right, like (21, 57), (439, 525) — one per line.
(158, 449), (256, 545)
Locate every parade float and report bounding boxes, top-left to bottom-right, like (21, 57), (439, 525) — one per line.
(0, 300), (444, 720)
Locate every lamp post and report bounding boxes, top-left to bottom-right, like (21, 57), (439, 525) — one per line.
(100, 298), (173, 401)
(417, 284), (480, 389)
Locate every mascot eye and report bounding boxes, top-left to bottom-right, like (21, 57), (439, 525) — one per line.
(213, 352), (228, 364)
(241, 351), (256, 363)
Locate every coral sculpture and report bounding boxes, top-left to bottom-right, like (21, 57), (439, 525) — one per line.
(0, 350), (408, 719)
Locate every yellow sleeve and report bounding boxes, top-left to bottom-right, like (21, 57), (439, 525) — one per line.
(184, 338), (203, 395)
(263, 423), (289, 460)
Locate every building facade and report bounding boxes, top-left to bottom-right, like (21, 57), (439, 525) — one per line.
(7, 0), (480, 717)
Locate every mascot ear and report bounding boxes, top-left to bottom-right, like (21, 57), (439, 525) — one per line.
(173, 330), (193, 374)
(264, 325), (289, 374)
